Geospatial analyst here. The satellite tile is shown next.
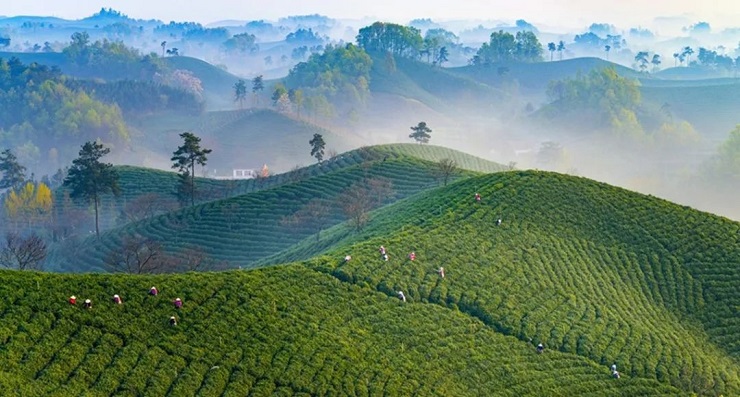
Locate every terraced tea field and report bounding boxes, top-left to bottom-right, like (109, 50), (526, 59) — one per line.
(58, 144), (505, 233)
(4, 170), (740, 395)
(282, 171), (740, 395)
(60, 147), (505, 272)
(0, 268), (680, 396)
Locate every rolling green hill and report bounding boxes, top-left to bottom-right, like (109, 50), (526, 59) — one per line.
(109, 144), (505, 205)
(56, 145), (506, 270)
(451, 57), (641, 95)
(270, 171), (740, 395)
(91, 144), (504, 225)
(655, 66), (735, 80)
(3, 170), (739, 395)
(0, 268), (678, 396)
(640, 81), (740, 138)
(369, 56), (506, 114)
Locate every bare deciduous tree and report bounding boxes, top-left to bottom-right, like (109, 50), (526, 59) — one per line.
(178, 246), (226, 272)
(366, 177), (394, 206)
(280, 198), (332, 241)
(105, 235), (171, 274)
(0, 233), (47, 271)
(338, 177), (394, 231)
(436, 158), (459, 186)
(118, 193), (178, 224)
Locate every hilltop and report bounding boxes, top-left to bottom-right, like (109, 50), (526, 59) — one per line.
(55, 144), (506, 269)
(451, 57), (641, 95)
(307, 172), (740, 390)
(271, 171), (740, 394)
(3, 170), (739, 395)
(640, 81), (740, 139)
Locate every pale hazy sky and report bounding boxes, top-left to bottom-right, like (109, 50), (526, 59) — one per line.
(2, 0), (738, 30)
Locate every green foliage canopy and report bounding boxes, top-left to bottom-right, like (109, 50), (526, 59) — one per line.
(544, 67), (641, 134)
(0, 57), (129, 168)
(309, 133), (326, 163)
(409, 122), (432, 144)
(0, 149), (27, 190)
(473, 30), (544, 64)
(356, 22), (423, 58)
(286, 44), (372, 118)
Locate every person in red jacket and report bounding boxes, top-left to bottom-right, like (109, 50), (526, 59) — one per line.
(475, 193), (481, 202)
(69, 296), (77, 305)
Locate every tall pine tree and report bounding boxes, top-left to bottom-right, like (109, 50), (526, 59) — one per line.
(63, 141), (120, 238)
(0, 149), (27, 190)
(171, 132), (212, 207)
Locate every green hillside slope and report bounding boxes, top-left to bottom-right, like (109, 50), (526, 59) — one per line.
(0, 269), (678, 396)
(110, 144), (505, 204)
(78, 144), (503, 232)
(0, 52), (241, 110)
(369, 56), (506, 114)
(451, 57), (641, 94)
(265, 171), (740, 395)
(4, 170), (739, 395)
(641, 82), (740, 138)
(58, 148), (505, 272)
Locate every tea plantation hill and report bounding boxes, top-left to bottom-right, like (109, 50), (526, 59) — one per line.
(263, 171), (740, 395)
(56, 145), (507, 270)
(0, 269), (678, 396)
(3, 172), (739, 395)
